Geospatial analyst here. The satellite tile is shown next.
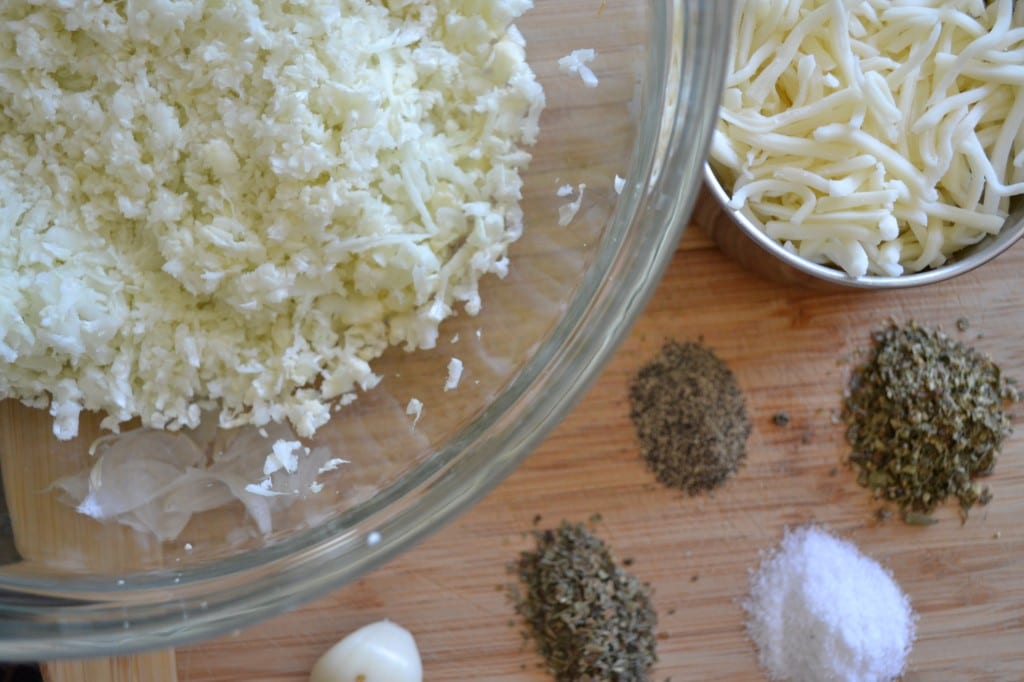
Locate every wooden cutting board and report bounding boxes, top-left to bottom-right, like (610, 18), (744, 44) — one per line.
(174, 206), (1024, 681)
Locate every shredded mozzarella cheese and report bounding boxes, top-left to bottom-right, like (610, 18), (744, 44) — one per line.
(0, 0), (545, 439)
(712, 0), (1024, 278)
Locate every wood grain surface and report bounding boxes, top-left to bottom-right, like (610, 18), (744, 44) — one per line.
(175, 215), (1024, 682)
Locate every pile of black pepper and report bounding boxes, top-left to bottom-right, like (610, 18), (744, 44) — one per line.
(844, 320), (1020, 521)
(513, 521), (658, 681)
(629, 340), (751, 494)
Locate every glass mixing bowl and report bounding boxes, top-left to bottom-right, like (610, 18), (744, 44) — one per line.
(0, 0), (733, 659)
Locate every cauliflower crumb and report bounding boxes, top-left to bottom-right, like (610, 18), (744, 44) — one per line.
(0, 0), (545, 440)
(444, 358), (464, 391)
(244, 478), (291, 498)
(558, 49), (599, 88)
(558, 184), (587, 226)
(317, 458), (348, 475)
(263, 439), (304, 476)
(406, 398), (424, 427)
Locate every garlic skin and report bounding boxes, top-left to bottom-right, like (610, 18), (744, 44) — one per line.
(309, 620), (423, 682)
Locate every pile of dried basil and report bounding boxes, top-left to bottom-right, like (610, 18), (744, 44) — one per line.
(844, 321), (1020, 521)
(629, 340), (750, 494)
(513, 521), (658, 681)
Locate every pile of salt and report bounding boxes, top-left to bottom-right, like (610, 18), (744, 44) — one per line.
(744, 525), (916, 682)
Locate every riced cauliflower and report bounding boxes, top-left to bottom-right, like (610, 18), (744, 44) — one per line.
(558, 48), (600, 88)
(0, 0), (545, 439)
(558, 184), (586, 226)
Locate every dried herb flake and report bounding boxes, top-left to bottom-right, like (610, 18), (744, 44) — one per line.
(844, 321), (1020, 520)
(513, 522), (658, 681)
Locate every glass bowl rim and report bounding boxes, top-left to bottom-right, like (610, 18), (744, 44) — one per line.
(0, 0), (736, 660)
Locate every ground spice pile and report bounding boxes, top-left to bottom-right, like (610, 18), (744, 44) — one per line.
(844, 321), (1020, 520)
(629, 340), (751, 494)
(514, 522), (658, 681)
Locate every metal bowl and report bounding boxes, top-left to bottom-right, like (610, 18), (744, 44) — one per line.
(695, 163), (1024, 291)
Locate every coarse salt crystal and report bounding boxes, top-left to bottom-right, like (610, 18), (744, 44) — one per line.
(744, 525), (915, 682)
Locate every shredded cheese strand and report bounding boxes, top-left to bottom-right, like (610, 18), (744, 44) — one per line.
(712, 0), (1024, 278)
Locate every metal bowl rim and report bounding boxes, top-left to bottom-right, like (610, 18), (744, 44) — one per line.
(703, 163), (1024, 290)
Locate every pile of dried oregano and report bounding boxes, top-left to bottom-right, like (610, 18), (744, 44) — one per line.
(513, 522), (658, 681)
(844, 320), (1020, 521)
